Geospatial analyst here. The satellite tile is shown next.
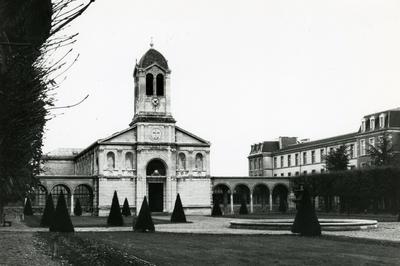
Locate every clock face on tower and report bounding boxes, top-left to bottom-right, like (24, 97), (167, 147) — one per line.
(151, 97), (159, 107)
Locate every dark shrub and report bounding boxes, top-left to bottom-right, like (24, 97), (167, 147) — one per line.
(171, 194), (186, 223)
(211, 199), (222, 216)
(133, 196), (154, 232)
(74, 198), (82, 216)
(40, 193), (55, 227)
(23, 197), (33, 216)
(239, 197), (248, 215)
(291, 188), (321, 236)
(122, 198), (131, 217)
(107, 191), (124, 226)
(50, 191), (74, 232)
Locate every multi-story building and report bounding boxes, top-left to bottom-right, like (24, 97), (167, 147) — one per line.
(249, 108), (400, 177)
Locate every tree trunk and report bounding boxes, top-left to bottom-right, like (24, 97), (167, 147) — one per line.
(0, 199), (4, 224)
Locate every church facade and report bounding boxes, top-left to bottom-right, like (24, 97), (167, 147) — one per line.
(38, 47), (211, 216)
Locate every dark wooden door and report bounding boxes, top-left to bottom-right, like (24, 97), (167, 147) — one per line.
(148, 183), (163, 212)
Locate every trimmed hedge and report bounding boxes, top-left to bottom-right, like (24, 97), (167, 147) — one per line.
(107, 191), (124, 226)
(50, 191), (74, 232)
(293, 167), (400, 213)
(134, 196), (154, 232)
(171, 194), (186, 223)
(122, 198), (131, 217)
(40, 193), (54, 227)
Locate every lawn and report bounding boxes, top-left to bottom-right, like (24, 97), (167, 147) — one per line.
(24, 215), (172, 228)
(36, 231), (400, 265)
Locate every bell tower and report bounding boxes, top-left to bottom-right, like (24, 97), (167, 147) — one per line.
(130, 45), (175, 125)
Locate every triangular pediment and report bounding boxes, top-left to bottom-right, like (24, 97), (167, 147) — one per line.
(175, 126), (210, 146)
(99, 126), (137, 144)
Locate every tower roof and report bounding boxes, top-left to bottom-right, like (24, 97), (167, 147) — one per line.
(137, 48), (168, 70)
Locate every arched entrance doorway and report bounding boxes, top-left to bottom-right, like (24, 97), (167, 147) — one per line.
(253, 184), (270, 212)
(146, 159), (167, 212)
(51, 184), (71, 211)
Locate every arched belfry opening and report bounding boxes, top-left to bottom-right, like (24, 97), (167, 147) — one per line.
(146, 73), (154, 96)
(156, 74), (164, 96)
(146, 158), (167, 176)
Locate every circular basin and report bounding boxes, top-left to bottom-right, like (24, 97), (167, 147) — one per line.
(230, 219), (378, 231)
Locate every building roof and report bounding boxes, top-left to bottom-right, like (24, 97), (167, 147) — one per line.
(276, 132), (358, 154)
(44, 148), (82, 158)
(137, 48), (169, 70)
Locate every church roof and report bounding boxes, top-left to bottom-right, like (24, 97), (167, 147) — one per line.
(138, 48), (169, 70)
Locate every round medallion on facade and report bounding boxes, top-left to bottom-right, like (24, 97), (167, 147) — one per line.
(151, 127), (162, 141)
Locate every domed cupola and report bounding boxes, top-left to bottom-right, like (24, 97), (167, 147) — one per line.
(137, 48), (169, 70)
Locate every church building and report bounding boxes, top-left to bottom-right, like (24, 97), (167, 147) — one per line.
(37, 46), (212, 216)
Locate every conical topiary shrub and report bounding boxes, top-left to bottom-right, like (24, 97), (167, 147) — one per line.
(171, 194), (187, 223)
(211, 199), (222, 216)
(239, 197), (248, 215)
(23, 197), (33, 216)
(107, 191), (124, 226)
(40, 193), (55, 227)
(133, 196), (155, 232)
(74, 198), (82, 216)
(50, 191), (74, 232)
(122, 198), (131, 217)
(291, 188), (321, 236)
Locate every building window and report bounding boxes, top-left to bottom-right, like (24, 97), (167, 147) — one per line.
(379, 114), (385, 128)
(288, 172), (291, 177)
(274, 157), (277, 168)
(311, 169), (316, 174)
(156, 74), (164, 96)
(258, 158), (262, 170)
(320, 149), (325, 162)
(295, 153), (299, 166)
(280, 156), (284, 168)
(295, 171), (299, 176)
(125, 152), (134, 169)
(33, 185), (47, 208)
(195, 153), (204, 171)
(369, 137), (375, 148)
(349, 144), (354, 159)
(370, 117), (375, 130)
(253, 159), (257, 170)
(303, 170), (307, 175)
(146, 73), (154, 96)
(107, 152), (115, 169)
(361, 119), (366, 132)
(329, 147), (334, 154)
(287, 155), (291, 167)
(360, 139), (366, 156)
(302, 152), (307, 165)
(311, 150), (315, 164)
(280, 173), (284, 177)
(178, 153), (186, 170)
(274, 174), (277, 177)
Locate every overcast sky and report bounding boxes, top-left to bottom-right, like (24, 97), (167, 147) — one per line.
(43, 0), (400, 175)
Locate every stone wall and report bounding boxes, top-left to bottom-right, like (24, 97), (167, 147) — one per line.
(98, 177), (135, 216)
(177, 177), (211, 215)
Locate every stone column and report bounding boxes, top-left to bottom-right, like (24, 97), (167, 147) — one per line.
(230, 193), (234, 214)
(70, 194), (74, 215)
(269, 193), (273, 211)
(250, 193), (253, 213)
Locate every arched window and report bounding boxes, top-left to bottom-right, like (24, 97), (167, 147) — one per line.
(51, 185), (71, 210)
(178, 153), (186, 170)
(146, 73), (154, 96)
(195, 153), (203, 171)
(156, 74), (164, 96)
(33, 185), (47, 208)
(107, 152), (115, 169)
(125, 152), (134, 169)
(74, 185), (93, 213)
